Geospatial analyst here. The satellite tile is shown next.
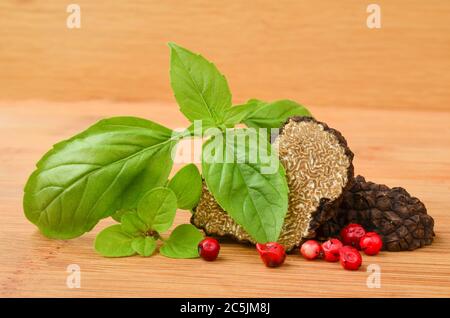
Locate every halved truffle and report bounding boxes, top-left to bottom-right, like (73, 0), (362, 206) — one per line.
(318, 175), (435, 251)
(192, 116), (354, 252)
(192, 182), (254, 244)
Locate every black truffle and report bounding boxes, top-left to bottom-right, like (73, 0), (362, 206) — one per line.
(318, 175), (435, 251)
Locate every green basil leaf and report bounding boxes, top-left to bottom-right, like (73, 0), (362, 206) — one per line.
(202, 129), (289, 243)
(160, 224), (203, 259)
(23, 117), (176, 239)
(121, 211), (148, 236)
(168, 164), (202, 210)
(137, 187), (177, 233)
(94, 224), (135, 257)
(131, 236), (157, 257)
(169, 42), (232, 128)
(243, 99), (311, 129)
(223, 101), (259, 127)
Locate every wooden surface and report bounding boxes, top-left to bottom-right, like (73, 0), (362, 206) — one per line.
(0, 101), (449, 297)
(1, 0), (450, 298)
(1, 0), (450, 110)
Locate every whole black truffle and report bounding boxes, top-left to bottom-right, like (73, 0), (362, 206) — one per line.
(318, 175), (435, 251)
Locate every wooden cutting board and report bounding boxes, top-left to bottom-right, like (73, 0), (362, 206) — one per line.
(0, 101), (449, 297)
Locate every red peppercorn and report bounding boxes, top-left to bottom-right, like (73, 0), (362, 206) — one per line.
(256, 242), (286, 268)
(300, 240), (323, 260)
(198, 237), (220, 261)
(360, 232), (383, 255)
(340, 223), (366, 249)
(339, 246), (362, 270)
(321, 238), (343, 262)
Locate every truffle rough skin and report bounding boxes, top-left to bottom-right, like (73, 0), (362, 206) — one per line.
(192, 116), (354, 252)
(318, 175), (435, 251)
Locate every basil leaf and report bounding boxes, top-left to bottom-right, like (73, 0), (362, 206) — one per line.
(23, 117), (176, 239)
(223, 101), (259, 127)
(137, 187), (177, 233)
(94, 224), (135, 257)
(243, 99), (311, 129)
(202, 129), (289, 243)
(169, 42), (232, 128)
(168, 164), (202, 210)
(160, 224), (203, 259)
(121, 211), (148, 236)
(131, 236), (157, 257)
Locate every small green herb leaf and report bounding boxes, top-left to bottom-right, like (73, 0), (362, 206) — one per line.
(168, 164), (202, 210)
(121, 211), (148, 236)
(160, 224), (204, 259)
(169, 42), (232, 128)
(137, 187), (178, 233)
(243, 99), (311, 129)
(202, 129), (289, 243)
(131, 236), (157, 257)
(94, 224), (135, 257)
(111, 208), (134, 223)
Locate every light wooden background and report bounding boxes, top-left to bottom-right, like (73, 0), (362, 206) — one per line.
(1, 0), (450, 298)
(1, 0), (450, 110)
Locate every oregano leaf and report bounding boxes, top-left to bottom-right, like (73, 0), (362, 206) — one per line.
(131, 236), (157, 257)
(121, 211), (148, 236)
(94, 224), (135, 257)
(111, 208), (134, 223)
(137, 187), (178, 233)
(160, 224), (203, 259)
(168, 164), (202, 210)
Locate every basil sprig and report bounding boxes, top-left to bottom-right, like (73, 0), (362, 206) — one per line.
(24, 43), (311, 257)
(95, 186), (204, 258)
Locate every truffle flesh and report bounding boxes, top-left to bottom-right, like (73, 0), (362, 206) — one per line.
(192, 116), (354, 252)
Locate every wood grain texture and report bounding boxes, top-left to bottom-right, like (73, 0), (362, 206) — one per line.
(0, 101), (449, 297)
(1, 0), (450, 110)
